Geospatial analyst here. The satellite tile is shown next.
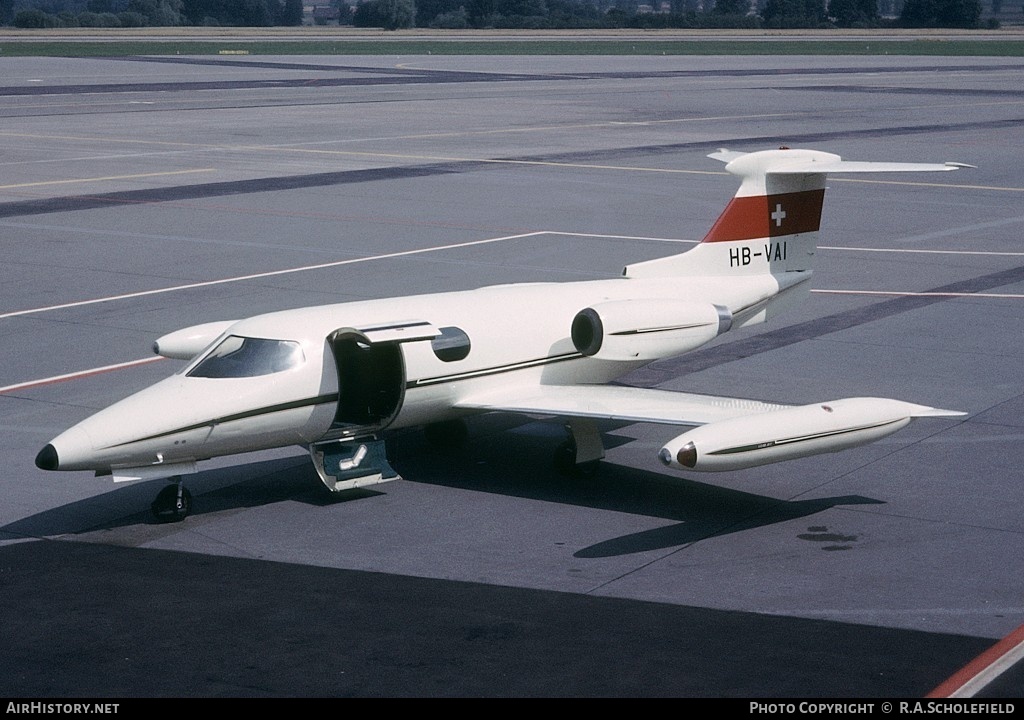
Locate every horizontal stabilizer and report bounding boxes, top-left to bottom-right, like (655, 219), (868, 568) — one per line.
(708, 148), (746, 163)
(761, 160), (971, 175)
(709, 148), (972, 175)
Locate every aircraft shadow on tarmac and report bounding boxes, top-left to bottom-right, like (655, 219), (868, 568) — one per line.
(6, 415), (883, 555)
(2, 454), (354, 539)
(390, 416), (886, 558)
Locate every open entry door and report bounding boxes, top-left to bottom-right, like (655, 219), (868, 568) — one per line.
(330, 330), (404, 433)
(311, 321), (439, 493)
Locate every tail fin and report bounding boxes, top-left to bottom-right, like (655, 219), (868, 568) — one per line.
(624, 147), (968, 281)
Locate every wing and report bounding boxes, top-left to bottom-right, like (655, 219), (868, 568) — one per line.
(454, 384), (788, 427)
(455, 384), (963, 473)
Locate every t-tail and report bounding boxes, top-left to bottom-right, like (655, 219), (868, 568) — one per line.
(624, 147), (970, 326)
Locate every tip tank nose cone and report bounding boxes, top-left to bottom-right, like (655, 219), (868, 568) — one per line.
(676, 441), (698, 469)
(35, 444), (59, 471)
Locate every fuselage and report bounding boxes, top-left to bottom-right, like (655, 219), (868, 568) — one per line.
(36, 271), (779, 479)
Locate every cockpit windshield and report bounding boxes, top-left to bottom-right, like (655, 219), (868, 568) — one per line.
(187, 336), (305, 379)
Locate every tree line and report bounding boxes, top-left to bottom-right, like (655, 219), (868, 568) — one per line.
(4, 0), (304, 27)
(3, 0), (989, 29)
(354, 0), (986, 29)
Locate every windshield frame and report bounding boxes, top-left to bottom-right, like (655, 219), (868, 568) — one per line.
(185, 335), (306, 379)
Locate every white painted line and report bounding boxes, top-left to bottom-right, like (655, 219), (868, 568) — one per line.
(4, 232), (1020, 395)
(822, 244), (1024, 257)
(0, 357), (165, 395)
(547, 231), (696, 244)
(928, 623), (1024, 698)
(4, 233), (1020, 323)
(0, 231), (548, 320)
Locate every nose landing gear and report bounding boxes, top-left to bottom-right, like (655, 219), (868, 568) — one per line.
(151, 478), (192, 523)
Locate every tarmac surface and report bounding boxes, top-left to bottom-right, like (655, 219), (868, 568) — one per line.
(1, 53), (1023, 697)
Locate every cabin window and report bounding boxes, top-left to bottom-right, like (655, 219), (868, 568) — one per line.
(188, 336), (305, 378)
(431, 326), (471, 362)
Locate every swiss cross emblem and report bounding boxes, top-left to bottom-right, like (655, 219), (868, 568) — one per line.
(770, 203), (787, 227)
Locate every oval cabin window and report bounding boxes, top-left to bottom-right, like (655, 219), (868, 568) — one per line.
(431, 326), (471, 362)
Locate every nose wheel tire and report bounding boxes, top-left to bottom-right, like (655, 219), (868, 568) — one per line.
(151, 481), (192, 523)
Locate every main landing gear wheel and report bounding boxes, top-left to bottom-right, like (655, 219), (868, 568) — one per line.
(553, 418), (605, 478)
(151, 479), (192, 523)
(423, 419), (469, 448)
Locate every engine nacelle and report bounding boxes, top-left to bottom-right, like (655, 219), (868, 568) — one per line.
(659, 397), (960, 472)
(153, 320), (237, 360)
(571, 299), (731, 362)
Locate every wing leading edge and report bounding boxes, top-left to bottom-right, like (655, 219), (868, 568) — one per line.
(455, 385), (789, 427)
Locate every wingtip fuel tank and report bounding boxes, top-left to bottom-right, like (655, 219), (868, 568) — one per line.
(659, 397), (965, 472)
(153, 320), (238, 360)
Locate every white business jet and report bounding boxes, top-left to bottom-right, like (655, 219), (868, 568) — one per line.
(36, 147), (971, 522)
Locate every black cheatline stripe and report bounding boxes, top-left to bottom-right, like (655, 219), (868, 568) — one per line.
(407, 352), (582, 389)
(103, 392), (338, 449)
(619, 263), (1024, 389)
(105, 350), (583, 447)
(611, 321), (711, 336)
(708, 419), (905, 456)
(361, 320), (434, 333)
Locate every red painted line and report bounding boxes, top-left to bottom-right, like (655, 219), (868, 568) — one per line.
(927, 622), (1024, 698)
(0, 356), (166, 395)
(702, 189), (825, 243)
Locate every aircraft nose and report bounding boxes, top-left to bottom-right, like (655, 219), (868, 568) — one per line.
(35, 425), (95, 473)
(35, 443), (59, 471)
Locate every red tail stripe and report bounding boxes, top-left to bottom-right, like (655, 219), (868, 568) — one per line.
(702, 189), (825, 243)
